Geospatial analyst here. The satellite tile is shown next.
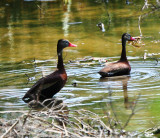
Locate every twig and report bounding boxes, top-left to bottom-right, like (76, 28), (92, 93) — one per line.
(0, 91), (142, 137)
(1, 120), (19, 138)
(99, 129), (103, 138)
(22, 108), (32, 126)
(62, 121), (69, 137)
(98, 119), (113, 133)
(138, 15), (143, 37)
(142, 0), (149, 10)
(138, 0), (160, 37)
(13, 129), (19, 137)
(0, 111), (27, 114)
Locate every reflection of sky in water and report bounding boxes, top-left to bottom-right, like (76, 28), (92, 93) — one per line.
(62, 1), (71, 37)
(1, 58), (160, 111)
(8, 21), (14, 50)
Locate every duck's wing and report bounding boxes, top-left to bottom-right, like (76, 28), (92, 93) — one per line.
(22, 71), (67, 103)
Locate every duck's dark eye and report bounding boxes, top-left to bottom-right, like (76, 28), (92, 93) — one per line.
(125, 34), (131, 40)
(64, 41), (69, 46)
(127, 35), (131, 40)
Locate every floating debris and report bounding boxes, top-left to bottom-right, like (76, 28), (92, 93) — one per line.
(143, 52), (159, 63)
(128, 36), (145, 47)
(72, 82), (77, 87)
(67, 56), (113, 67)
(144, 52), (160, 58)
(151, 40), (160, 43)
(67, 22), (83, 25)
(25, 74), (35, 82)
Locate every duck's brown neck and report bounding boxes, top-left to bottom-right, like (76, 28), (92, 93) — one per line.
(120, 39), (127, 61)
(57, 50), (65, 71)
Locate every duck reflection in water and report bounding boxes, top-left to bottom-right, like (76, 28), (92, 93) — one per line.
(99, 76), (133, 109)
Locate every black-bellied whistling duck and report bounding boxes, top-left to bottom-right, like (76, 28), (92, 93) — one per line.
(22, 39), (77, 103)
(98, 33), (136, 77)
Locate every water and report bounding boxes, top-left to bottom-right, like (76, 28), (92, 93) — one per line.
(0, 0), (160, 132)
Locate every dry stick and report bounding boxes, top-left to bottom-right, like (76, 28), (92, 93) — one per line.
(73, 117), (96, 136)
(74, 109), (113, 135)
(81, 109), (113, 133)
(62, 121), (69, 137)
(1, 120), (19, 138)
(98, 119), (113, 133)
(38, 122), (58, 135)
(13, 129), (19, 137)
(49, 112), (69, 120)
(81, 109), (99, 116)
(0, 111), (27, 114)
(27, 114), (63, 135)
(73, 117), (88, 129)
(47, 106), (99, 133)
(60, 116), (82, 130)
(53, 124), (82, 138)
(44, 129), (64, 134)
(142, 0), (149, 10)
(138, 15), (143, 37)
(27, 114), (81, 137)
(122, 94), (141, 129)
(27, 114), (52, 126)
(99, 129), (103, 138)
(61, 132), (63, 138)
(22, 108), (32, 126)
(133, 127), (155, 137)
(139, 1), (160, 37)
(40, 98), (55, 111)
(80, 113), (110, 136)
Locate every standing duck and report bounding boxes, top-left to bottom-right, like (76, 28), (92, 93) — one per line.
(98, 33), (136, 77)
(22, 39), (77, 103)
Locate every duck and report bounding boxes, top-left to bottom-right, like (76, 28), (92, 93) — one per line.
(97, 22), (105, 32)
(98, 33), (136, 77)
(22, 39), (77, 103)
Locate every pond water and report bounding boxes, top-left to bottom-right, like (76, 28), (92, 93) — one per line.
(0, 0), (160, 132)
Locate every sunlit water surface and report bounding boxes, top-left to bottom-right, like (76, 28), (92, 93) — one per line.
(0, 0), (160, 132)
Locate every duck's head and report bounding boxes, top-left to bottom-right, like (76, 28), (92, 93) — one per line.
(57, 39), (77, 53)
(122, 33), (136, 41)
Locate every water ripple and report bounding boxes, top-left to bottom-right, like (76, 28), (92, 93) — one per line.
(0, 58), (160, 110)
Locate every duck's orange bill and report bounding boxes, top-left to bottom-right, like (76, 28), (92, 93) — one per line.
(69, 42), (77, 47)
